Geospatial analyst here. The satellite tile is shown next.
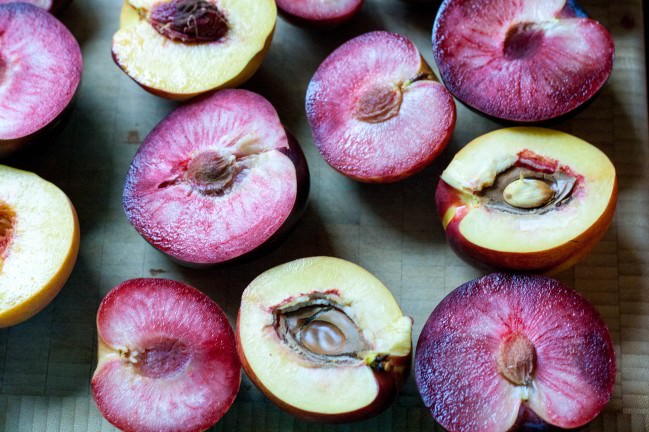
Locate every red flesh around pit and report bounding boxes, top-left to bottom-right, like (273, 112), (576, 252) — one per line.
(276, 0), (363, 26)
(306, 31), (455, 182)
(123, 90), (300, 265)
(415, 273), (615, 432)
(433, 0), (614, 122)
(0, 3), (81, 142)
(92, 278), (241, 432)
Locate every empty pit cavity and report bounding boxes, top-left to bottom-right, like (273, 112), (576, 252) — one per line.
(149, 0), (229, 44)
(273, 295), (369, 365)
(497, 333), (536, 386)
(131, 339), (191, 379)
(0, 202), (16, 266)
(353, 82), (402, 124)
(503, 23), (545, 60)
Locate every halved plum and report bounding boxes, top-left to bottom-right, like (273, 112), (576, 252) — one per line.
(415, 273), (615, 432)
(0, 0), (70, 14)
(0, 3), (82, 155)
(306, 31), (456, 183)
(92, 278), (241, 432)
(432, 0), (615, 122)
(123, 89), (309, 266)
(277, 0), (363, 26)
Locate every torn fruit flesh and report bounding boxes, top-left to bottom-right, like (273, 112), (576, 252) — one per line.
(0, 202), (16, 267)
(120, 339), (191, 379)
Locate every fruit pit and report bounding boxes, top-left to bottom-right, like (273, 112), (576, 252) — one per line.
(481, 166), (576, 215)
(497, 333), (536, 387)
(121, 339), (191, 379)
(353, 82), (403, 124)
(149, 0), (228, 44)
(273, 294), (370, 366)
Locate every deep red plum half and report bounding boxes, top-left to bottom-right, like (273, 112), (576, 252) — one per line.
(0, 3), (81, 153)
(276, 0), (363, 26)
(306, 31), (456, 183)
(123, 89), (309, 266)
(415, 273), (615, 432)
(432, 0), (614, 122)
(91, 278), (241, 432)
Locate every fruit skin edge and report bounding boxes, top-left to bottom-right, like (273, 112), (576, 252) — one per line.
(0, 198), (80, 327)
(235, 308), (412, 423)
(111, 23), (276, 101)
(277, 1), (364, 28)
(435, 176), (617, 274)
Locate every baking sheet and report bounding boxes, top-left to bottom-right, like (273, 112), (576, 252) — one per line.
(1, 0), (648, 430)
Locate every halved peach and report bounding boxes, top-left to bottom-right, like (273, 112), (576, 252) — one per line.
(0, 165), (79, 327)
(237, 257), (412, 422)
(112, 0), (276, 100)
(435, 127), (616, 273)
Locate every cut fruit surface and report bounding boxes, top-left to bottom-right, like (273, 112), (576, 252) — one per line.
(237, 257), (412, 422)
(415, 273), (615, 432)
(123, 89), (308, 266)
(112, 0), (276, 99)
(276, 0), (363, 26)
(0, 3), (82, 152)
(92, 278), (241, 432)
(306, 31), (455, 183)
(432, 0), (614, 122)
(0, 165), (79, 327)
(435, 127), (616, 273)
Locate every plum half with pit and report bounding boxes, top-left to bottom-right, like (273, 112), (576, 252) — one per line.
(237, 256), (412, 422)
(92, 278), (241, 432)
(276, 0), (363, 26)
(435, 127), (616, 274)
(415, 273), (615, 432)
(306, 31), (456, 183)
(432, 0), (615, 122)
(0, 3), (82, 155)
(123, 89), (309, 267)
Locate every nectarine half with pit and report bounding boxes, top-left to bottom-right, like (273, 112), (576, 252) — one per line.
(112, 0), (276, 99)
(432, 0), (614, 122)
(237, 256), (412, 422)
(0, 165), (79, 327)
(415, 273), (615, 431)
(306, 31), (456, 183)
(435, 127), (616, 273)
(92, 278), (241, 432)
(123, 89), (309, 267)
(0, 3), (82, 155)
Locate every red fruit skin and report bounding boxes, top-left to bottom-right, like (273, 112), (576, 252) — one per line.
(432, 0), (615, 123)
(276, 0), (363, 27)
(92, 278), (242, 432)
(235, 309), (411, 423)
(415, 273), (616, 432)
(434, 178), (618, 274)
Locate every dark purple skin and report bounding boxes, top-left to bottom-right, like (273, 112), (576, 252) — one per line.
(431, 0), (614, 123)
(415, 273), (615, 432)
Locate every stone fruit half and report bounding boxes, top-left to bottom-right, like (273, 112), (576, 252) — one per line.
(112, 0), (276, 100)
(0, 3), (82, 155)
(432, 0), (614, 122)
(0, 0), (69, 14)
(435, 127), (616, 274)
(237, 256), (412, 422)
(276, 0), (362, 26)
(92, 278), (241, 432)
(0, 165), (79, 327)
(123, 89), (309, 267)
(306, 31), (456, 183)
(415, 273), (615, 432)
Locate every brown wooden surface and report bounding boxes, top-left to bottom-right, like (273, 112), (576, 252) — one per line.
(1, 0), (648, 430)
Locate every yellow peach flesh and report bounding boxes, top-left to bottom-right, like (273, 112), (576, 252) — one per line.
(0, 165), (79, 327)
(113, 0), (276, 98)
(441, 127), (615, 253)
(238, 256), (411, 415)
